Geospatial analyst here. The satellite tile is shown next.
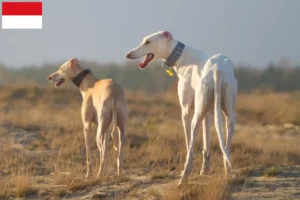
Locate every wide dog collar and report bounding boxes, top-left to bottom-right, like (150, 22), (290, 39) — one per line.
(72, 68), (91, 87)
(162, 42), (185, 68)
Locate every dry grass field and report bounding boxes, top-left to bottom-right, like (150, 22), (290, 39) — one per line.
(0, 85), (300, 199)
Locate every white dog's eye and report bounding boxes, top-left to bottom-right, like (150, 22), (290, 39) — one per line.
(144, 40), (151, 45)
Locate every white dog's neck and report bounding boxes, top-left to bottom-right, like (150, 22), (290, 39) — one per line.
(162, 40), (209, 79)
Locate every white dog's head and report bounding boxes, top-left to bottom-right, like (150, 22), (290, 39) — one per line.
(126, 31), (174, 68)
(47, 58), (81, 87)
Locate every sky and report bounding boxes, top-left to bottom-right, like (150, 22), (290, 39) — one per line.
(0, 0), (299, 68)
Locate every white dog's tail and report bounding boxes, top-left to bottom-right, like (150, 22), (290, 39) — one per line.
(213, 69), (231, 168)
(110, 99), (118, 151)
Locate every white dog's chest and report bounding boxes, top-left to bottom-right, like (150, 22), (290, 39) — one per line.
(181, 65), (202, 90)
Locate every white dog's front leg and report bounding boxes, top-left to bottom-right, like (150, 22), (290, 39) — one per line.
(178, 84), (212, 187)
(179, 110), (206, 186)
(181, 106), (191, 153)
(178, 80), (193, 153)
(224, 108), (236, 177)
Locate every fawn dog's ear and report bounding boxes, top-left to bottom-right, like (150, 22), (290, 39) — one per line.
(161, 31), (173, 40)
(68, 58), (80, 73)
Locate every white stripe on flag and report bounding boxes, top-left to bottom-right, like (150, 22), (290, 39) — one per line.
(2, 16), (42, 29)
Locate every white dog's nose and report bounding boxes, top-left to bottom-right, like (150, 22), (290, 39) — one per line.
(126, 52), (131, 59)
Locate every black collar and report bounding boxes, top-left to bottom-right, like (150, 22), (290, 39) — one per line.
(162, 42), (185, 68)
(72, 68), (91, 87)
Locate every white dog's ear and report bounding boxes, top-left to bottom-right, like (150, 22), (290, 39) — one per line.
(68, 58), (79, 72)
(161, 31), (173, 40)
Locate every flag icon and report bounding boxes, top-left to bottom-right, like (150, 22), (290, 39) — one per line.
(2, 2), (42, 29)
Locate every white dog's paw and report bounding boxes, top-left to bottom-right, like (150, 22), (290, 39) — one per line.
(177, 180), (183, 188)
(178, 176), (188, 188)
(226, 172), (232, 180)
(200, 168), (210, 175)
(180, 170), (185, 177)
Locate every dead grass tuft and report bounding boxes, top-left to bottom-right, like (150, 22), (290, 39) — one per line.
(151, 172), (169, 181)
(263, 167), (282, 177)
(163, 177), (229, 200)
(12, 175), (38, 198)
(54, 188), (67, 198)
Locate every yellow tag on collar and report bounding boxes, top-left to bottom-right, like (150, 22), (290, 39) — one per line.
(165, 69), (173, 76)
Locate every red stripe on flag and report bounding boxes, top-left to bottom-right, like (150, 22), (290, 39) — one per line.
(2, 2), (42, 15)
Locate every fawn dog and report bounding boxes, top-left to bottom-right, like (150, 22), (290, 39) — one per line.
(47, 58), (128, 178)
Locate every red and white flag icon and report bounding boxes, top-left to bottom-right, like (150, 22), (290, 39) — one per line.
(2, 2), (42, 29)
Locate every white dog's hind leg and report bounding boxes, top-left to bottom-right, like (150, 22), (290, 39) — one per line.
(213, 70), (231, 170)
(83, 123), (92, 178)
(224, 113), (235, 177)
(200, 114), (211, 175)
(223, 91), (236, 177)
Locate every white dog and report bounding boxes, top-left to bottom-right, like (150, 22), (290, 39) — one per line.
(126, 31), (237, 185)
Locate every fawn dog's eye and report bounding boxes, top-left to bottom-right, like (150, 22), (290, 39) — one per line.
(144, 40), (151, 45)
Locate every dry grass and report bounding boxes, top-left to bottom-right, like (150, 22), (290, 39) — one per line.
(0, 85), (300, 199)
(263, 167), (282, 177)
(236, 91), (300, 125)
(163, 177), (229, 200)
(13, 175), (38, 198)
(151, 172), (170, 180)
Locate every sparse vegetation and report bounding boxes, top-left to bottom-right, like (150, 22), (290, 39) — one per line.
(151, 172), (169, 180)
(0, 84), (300, 199)
(13, 175), (38, 198)
(116, 175), (131, 183)
(54, 188), (67, 198)
(263, 167), (282, 177)
(163, 177), (229, 200)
